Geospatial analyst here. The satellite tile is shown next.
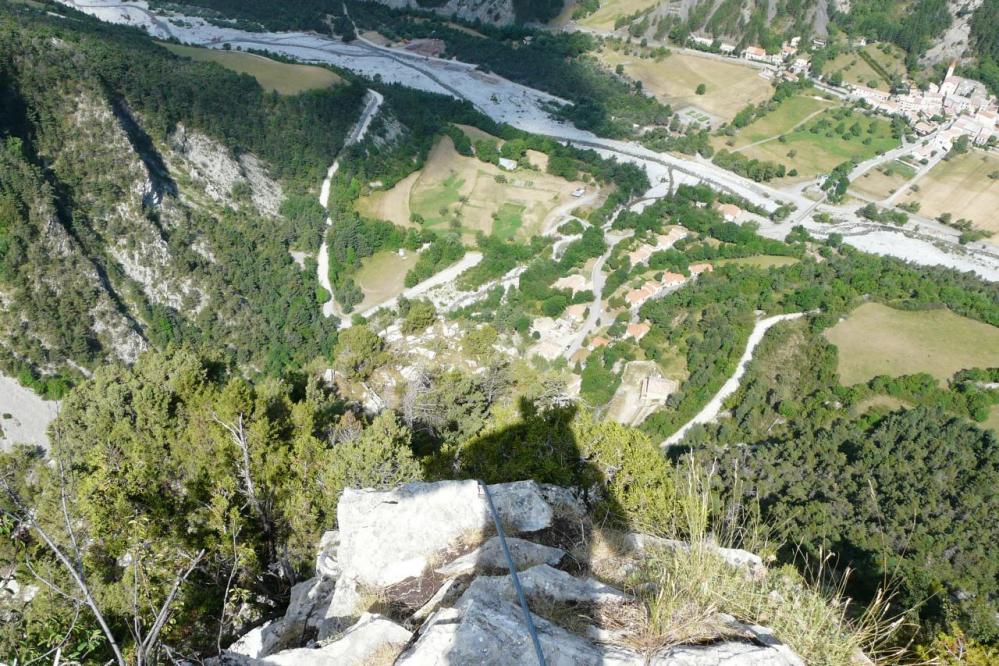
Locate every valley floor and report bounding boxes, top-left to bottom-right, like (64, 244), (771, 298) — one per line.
(55, 0), (999, 282)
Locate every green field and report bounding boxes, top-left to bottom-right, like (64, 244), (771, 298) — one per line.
(732, 104), (900, 180)
(411, 173), (465, 228)
(493, 203), (526, 240)
(824, 303), (999, 385)
(726, 95), (834, 147)
(159, 43), (343, 95)
(716, 255), (800, 268)
(824, 43), (906, 92)
(354, 250), (420, 311)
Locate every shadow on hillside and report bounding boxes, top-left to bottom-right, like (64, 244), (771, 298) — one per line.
(424, 398), (627, 532)
(412, 398), (635, 661)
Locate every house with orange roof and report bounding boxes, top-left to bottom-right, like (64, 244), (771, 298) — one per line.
(589, 336), (610, 350)
(628, 245), (654, 266)
(714, 203), (742, 222)
(660, 272), (686, 289)
(689, 262), (713, 276)
(625, 281), (659, 308)
(626, 321), (651, 341)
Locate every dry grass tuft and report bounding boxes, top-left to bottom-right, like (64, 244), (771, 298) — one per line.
(614, 460), (914, 665)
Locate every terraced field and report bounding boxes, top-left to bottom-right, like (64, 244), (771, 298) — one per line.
(357, 136), (589, 241)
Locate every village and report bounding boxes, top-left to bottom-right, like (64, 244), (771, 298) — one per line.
(720, 35), (999, 153)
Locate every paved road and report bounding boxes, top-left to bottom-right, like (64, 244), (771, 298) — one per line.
(662, 312), (805, 447)
(563, 227), (630, 359)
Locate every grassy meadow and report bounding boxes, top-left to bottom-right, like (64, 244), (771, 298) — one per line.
(354, 250), (420, 311)
(824, 303), (999, 385)
(159, 43), (343, 95)
(598, 49), (772, 122)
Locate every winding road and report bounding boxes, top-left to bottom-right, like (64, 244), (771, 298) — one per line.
(317, 90), (384, 319)
(662, 312), (805, 447)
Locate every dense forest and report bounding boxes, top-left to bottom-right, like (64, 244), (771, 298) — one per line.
(832, 0), (951, 68)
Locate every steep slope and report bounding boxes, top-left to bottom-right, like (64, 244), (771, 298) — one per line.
(0, 6), (367, 388)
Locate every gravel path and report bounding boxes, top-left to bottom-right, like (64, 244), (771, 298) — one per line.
(662, 312), (805, 447)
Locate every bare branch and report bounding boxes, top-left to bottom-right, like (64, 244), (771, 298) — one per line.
(1, 479), (127, 666)
(217, 524), (241, 655)
(21, 552), (84, 604)
(212, 414), (263, 522)
(140, 549), (206, 661)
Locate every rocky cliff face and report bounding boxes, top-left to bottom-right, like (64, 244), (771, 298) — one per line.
(367, 0), (564, 25)
(0, 25), (325, 384)
(214, 480), (806, 666)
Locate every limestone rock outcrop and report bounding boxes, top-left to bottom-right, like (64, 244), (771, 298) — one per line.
(216, 480), (807, 666)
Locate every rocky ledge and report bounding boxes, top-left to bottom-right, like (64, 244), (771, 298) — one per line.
(214, 480), (804, 666)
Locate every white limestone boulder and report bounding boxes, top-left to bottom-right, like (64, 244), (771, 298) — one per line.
(228, 576), (335, 658)
(257, 613), (410, 666)
(435, 537), (565, 577)
(334, 480), (553, 590)
(465, 564), (632, 607)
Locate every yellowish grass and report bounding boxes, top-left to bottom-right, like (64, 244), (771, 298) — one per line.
(850, 165), (912, 200)
(984, 404), (999, 433)
(823, 303), (999, 385)
(715, 255), (800, 268)
(454, 123), (499, 143)
(853, 395), (913, 416)
(577, 0), (661, 31)
(354, 250), (420, 311)
(623, 462), (910, 665)
(158, 43), (342, 95)
(900, 149), (999, 241)
(598, 50), (772, 122)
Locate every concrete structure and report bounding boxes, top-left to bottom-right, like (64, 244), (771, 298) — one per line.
(553, 274), (588, 294)
(640, 376), (678, 401)
(564, 303), (587, 322)
(715, 203), (742, 221)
